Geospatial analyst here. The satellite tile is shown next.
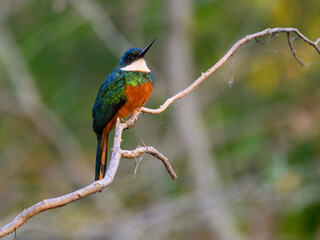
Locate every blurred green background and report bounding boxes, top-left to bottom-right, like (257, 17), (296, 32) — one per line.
(0, 0), (319, 239)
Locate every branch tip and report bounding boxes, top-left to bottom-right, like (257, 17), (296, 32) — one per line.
(255, 38), (265, 44)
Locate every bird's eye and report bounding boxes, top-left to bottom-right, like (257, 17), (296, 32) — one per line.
(127, 55), (133, 61)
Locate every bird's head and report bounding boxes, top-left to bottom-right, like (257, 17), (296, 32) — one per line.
(119, 39), (155, 72)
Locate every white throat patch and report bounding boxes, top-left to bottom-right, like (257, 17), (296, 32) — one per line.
(120, 58), (151, 72)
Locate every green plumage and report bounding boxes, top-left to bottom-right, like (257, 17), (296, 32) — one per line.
(92, 67), (154, 137)
(92, 69), (126, 136)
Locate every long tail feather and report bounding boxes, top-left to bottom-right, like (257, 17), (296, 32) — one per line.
(95, 132), (109, 180)
(100, 132), (108, 179)
(95, 135), (102, 180)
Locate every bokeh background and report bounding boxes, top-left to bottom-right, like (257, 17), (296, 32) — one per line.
(0, 0), (319, 239)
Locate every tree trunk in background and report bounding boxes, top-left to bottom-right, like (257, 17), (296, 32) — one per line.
(165, 0), (244, 239)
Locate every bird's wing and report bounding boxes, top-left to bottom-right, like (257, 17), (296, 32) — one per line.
(92, 71), (127, 135)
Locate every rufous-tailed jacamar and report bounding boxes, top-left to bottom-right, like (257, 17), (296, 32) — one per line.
(92, 40), (155, 180)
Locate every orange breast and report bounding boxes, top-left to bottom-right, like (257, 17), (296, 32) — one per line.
(117, 79), (154, 119)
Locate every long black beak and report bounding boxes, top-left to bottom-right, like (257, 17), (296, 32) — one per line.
(138, 38), (156, 58)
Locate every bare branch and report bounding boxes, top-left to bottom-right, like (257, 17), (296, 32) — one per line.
(0, 117), (176, 238)
(141, 27), (320, 115)
(0, 118), (124, 238)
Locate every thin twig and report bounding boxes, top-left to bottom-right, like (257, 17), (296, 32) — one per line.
(141, 139), (147, 147)
(133, 156), (144, 179)
(255, 38), (265, 44)
(229, 54), (235, 88)
(287, 32), (305, 66)
(122, 146), (177, 180)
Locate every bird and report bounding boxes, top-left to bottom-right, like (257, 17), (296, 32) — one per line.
(92, 39), (155, 180)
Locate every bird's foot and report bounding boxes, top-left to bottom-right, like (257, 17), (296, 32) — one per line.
(121, 118), (135, 130)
